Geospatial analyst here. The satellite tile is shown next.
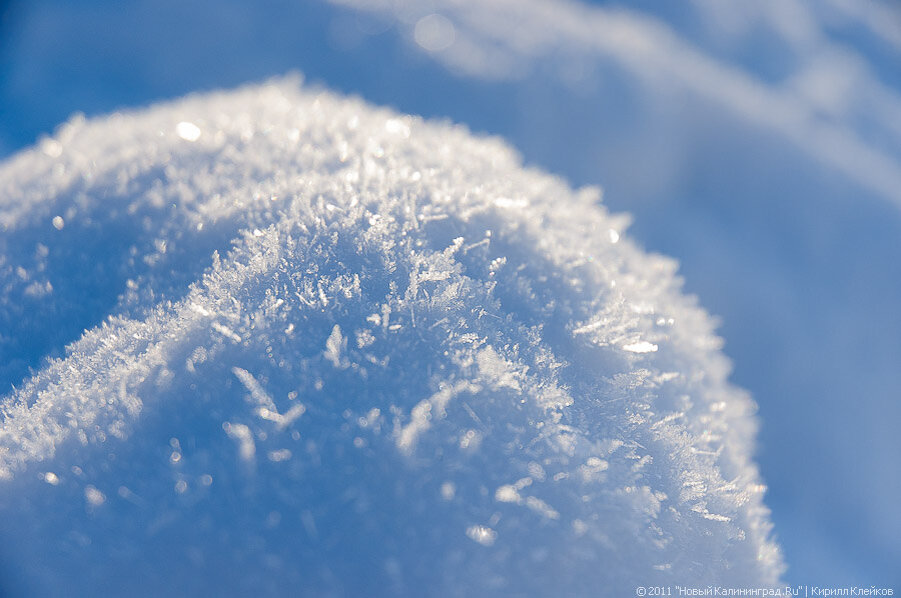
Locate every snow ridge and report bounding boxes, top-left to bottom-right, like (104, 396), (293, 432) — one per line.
(0, 79), (781, 595)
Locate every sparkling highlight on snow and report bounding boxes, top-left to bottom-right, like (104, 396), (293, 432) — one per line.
(623, 341), (659, 353)
(466, 524), (498, 547)
(175, 120), (202, 141)
(0, 78), (781, 595)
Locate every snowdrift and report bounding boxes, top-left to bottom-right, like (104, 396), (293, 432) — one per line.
(0, 79), (781, 596)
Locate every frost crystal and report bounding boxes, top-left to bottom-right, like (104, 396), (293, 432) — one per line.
(0, 78), (781, 595)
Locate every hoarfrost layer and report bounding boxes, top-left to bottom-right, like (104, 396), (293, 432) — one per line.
(0, 80), (781, 595)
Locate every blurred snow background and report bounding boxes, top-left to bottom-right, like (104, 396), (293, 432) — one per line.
(0, 0), (899, 589)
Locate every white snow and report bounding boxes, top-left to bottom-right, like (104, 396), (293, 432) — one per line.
(2, 0), (898, 587)
(0, 79), (780, 595)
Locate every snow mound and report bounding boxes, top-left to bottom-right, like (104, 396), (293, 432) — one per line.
(0, 78), (781, 595)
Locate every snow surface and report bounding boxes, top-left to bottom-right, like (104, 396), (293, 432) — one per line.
(4, 0), (900, 588)
(0, 80), (781, 595)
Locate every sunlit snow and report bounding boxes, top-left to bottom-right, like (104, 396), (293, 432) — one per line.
(0, 80), (781, 595)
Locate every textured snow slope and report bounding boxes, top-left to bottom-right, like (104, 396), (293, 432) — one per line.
(0, 80), (780, 595)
